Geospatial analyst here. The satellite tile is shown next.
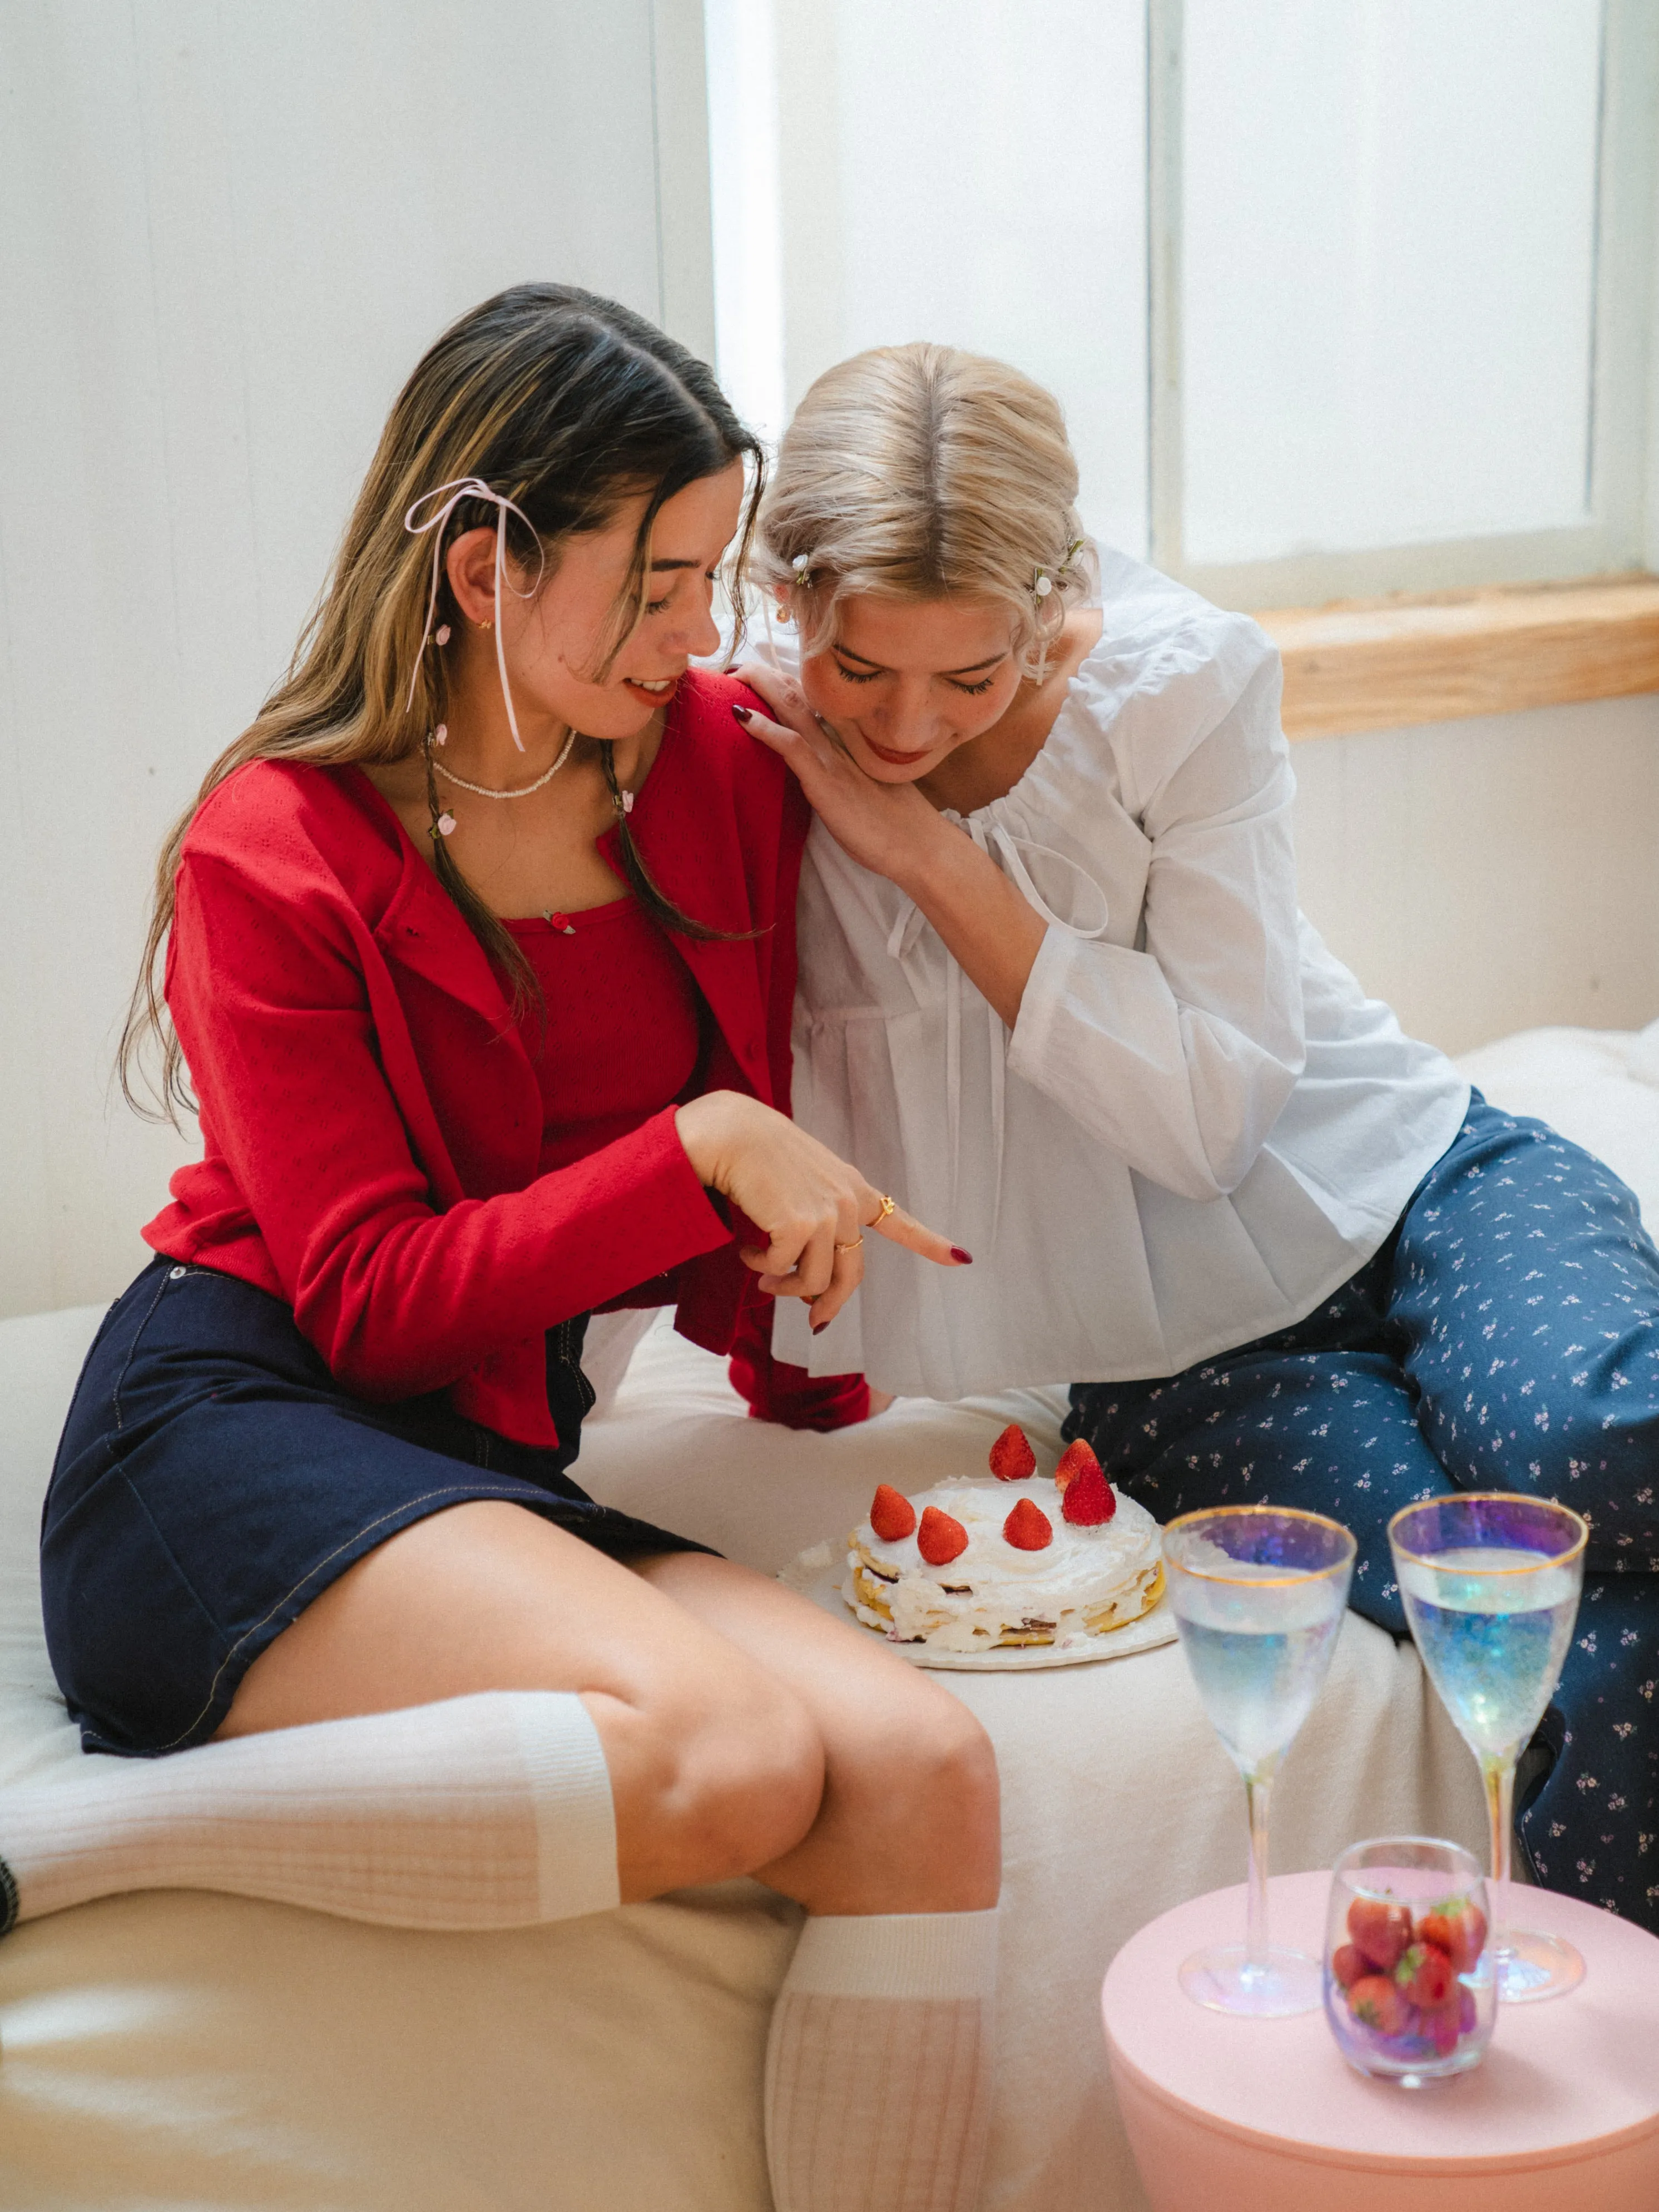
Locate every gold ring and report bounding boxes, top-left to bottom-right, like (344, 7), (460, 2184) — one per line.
(873, 1194), (897, 1221)
(834, 1235), (864, 1253)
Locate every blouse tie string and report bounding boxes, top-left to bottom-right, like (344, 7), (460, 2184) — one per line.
(403, 477), (544, 753)
(884, 820), (1111, 1248)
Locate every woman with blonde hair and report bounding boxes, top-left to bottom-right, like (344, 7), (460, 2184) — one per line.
(734, 339), (1659, 1934)
(9, 290), (998, 2212)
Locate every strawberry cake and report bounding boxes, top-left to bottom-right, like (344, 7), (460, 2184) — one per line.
(844, 1430), (1163, 1655)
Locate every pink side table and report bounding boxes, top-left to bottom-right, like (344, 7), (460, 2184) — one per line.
(1102, 1871), (1659, 2211)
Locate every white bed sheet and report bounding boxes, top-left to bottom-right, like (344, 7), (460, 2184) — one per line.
(0, 1296), (1487, 2211)
(17, 1009), (1646, 2209)
(1459, 1018), (1659, 1227)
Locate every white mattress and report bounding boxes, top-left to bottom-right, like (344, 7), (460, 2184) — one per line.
(8, 1015), (1647, 2211)
(1458, 1018), (1659, 1228)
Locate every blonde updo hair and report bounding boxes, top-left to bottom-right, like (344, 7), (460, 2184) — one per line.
(756, 343), (1092, 676)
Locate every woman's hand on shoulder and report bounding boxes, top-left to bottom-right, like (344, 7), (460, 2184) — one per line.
(730, 662), (947, 889)
(674, 1090), (967, 1329)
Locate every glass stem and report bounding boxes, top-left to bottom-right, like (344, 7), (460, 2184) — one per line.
(1483, 1754), (1514, 1944)
(1244, 1770), (1272, 1968)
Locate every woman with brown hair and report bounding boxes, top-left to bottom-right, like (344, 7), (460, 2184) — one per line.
(9, 290), (998, 2212)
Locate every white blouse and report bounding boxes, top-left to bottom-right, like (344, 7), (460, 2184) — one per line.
(764, 548), (1470, 1401)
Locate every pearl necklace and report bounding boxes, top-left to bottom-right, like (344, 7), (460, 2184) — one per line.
(428, 725), (577, 799)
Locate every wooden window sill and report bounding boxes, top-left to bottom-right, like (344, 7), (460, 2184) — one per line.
(1255, 575), (1659, 741)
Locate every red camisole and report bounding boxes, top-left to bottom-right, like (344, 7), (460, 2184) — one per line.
(506, 890), (868, 1434)
(503, 898), (705, 1174)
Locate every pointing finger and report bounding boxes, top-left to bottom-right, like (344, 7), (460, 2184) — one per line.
(865, 1194), (971, 1269)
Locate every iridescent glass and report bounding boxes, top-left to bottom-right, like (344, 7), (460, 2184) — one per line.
(1165, 1505), (1356, 2017)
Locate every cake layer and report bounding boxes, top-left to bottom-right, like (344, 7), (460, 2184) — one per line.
(848, 1476), (1163, 1652)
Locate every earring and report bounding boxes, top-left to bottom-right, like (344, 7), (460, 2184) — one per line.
(477, 616), (494, 632)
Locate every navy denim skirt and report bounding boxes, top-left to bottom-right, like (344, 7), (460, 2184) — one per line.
(42, 1257), (711, 1757)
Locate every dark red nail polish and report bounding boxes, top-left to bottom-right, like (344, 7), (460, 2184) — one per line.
(950, 1246), (974, 1264)
(731, 703), (751, 723)
(812, 1320), (829, 1335)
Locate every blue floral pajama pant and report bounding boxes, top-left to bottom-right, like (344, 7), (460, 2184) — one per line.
(1064, 1095), (1659, 1932)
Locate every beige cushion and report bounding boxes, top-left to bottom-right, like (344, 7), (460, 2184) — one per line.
(0, 1294), (1485, 2210)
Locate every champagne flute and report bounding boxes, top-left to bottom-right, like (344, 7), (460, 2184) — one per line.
(1388, 1493), (1587, 2004)
(1165, 1505), (1356, 2017)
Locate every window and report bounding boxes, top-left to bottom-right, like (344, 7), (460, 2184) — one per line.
(1155, 0), (1655, 607)
(704, 0), (1150, 557)
(707, 0), (1657, 612)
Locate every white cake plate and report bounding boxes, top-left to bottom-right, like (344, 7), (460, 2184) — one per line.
(777, 1542), (1177, 1671)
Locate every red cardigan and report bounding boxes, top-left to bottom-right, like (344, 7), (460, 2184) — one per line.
(145, 670), (831, 1447)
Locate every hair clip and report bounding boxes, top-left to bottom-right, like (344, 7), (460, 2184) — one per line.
(1035, 539), (1087, 601)
(791, 552), (812, 579)
(434, 625), (451, 647)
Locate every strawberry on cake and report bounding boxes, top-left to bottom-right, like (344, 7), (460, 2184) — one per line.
(844, 1429), (1163, 1655)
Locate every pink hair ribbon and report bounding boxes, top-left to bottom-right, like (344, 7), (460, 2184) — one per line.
(404, 476), (544, 752)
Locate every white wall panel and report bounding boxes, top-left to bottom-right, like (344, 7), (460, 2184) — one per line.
(5, 3), (1659, 1327)
(1292, 694), (1659, 1058)
(0, 0), (709, 1318)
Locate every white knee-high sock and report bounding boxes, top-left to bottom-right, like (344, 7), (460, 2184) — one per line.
(765, 1908), (998, 2212)
(0, 1692), (617, 1933)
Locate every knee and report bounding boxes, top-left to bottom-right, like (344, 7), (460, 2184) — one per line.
(683, 1679), (827, 1880)
(907, 1699), (1000, 1832)
(848, 1689), (1002, 1902)
(616, 1669), (826, 1897)
(1499, 1394), (1636, 1510)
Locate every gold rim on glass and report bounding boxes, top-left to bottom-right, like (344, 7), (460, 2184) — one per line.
(1161, 1502), (1358, 1586)
(1387, 1491), (1588, 1574)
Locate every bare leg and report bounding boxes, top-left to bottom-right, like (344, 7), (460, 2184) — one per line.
(219, 1501), (826, 1903)
(221, 1506), (1003, 2211)
(221, 1503), (997, 1915)
(638, 1553), (999, 1914)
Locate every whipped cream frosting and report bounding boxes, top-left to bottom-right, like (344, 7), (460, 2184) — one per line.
(849, 1476), (1162, 1652)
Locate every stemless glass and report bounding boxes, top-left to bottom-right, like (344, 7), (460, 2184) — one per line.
(1325, 1837), (1495, 2086)
(1389, 1493), (1588, 2005)
(1165, 1505), (1356, 2017)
